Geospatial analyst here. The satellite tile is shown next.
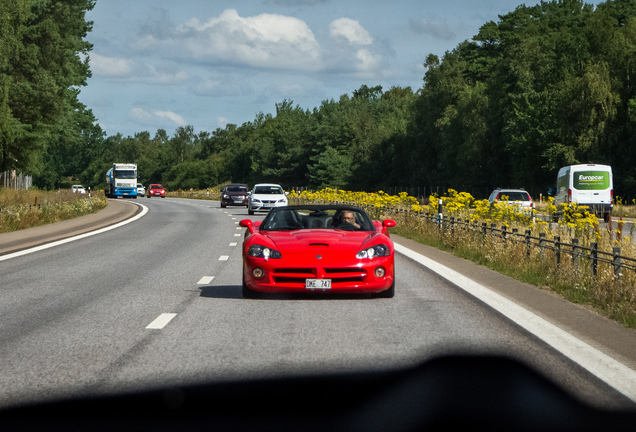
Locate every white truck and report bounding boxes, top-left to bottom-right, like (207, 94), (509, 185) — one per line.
(554, 164), (613, 222)
(105, 163), (138, 199)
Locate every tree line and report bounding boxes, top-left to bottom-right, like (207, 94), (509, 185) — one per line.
(2, 0), (636, 199)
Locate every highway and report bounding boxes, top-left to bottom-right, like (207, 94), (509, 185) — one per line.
(1, 197), (636, 412)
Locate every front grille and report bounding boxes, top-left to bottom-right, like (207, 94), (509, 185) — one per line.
(272, 267), (366, 285)
(324, 267), (367, 283)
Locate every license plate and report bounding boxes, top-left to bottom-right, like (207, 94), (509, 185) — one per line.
(306, 279), (331, 289)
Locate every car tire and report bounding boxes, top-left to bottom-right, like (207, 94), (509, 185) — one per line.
(242, 275), (262, 299)
(375, 272), (395, 298)
(221, 202), (226, 208)
(248, 207), (254, 215)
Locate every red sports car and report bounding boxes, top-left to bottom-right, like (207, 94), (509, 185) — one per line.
(239, 205), (396, 298)
(147, 184), (165, 198)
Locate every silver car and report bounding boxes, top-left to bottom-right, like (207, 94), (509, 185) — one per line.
(247, 183), (288, 215)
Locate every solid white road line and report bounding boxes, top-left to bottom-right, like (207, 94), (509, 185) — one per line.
(197, 276), (215, 285)
(394, 242), (636, 403)
(0, 203), (149, 262)
(146, 313), (177, 329)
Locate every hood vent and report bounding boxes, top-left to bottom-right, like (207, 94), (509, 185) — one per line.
(309, 243), (329, 248)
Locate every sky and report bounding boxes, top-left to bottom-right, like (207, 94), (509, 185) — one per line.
(80, 0), (603, 137)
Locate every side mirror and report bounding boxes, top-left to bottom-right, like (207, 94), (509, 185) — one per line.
(382, 219), (396, 228)
(239, 219), (255, 234)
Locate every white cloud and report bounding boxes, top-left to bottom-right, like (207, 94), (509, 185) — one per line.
(135, 9), (322, 71)
(355, 48), (382, 73)
(410, 17), (456, 41)
(329, 18), (373, 46)
(90, 53), (134, 77)
(130, 107), (186, 127)
(217, 117), (229, 128)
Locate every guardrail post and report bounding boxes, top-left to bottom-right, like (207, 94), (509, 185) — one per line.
(501, 225), (507, 242)
(554, 236), (561, 266)
(450, 217), (455, 235)
(525, 230), (531, 257)
(539, 233), (546, 262)
(482, 223), (487, 236)
(437, 198), (442, 227)
(572, 239), (580, 269)
(613, 247), (623, 281)
(590, 242), (598, 276)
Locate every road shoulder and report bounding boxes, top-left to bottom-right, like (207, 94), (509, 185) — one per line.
(392, 234), (636, 369)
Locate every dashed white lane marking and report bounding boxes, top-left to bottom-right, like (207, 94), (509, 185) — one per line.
(236, 227), (242, 230)
(234, 234), (241, 237)
(146, 313), (177, 329)
(0, 203), (149, 262)
(229, 242), (238, 247)
(394, 242), (636, 403)
(198, 276), (215, 285)
(219, 255), (229, 261)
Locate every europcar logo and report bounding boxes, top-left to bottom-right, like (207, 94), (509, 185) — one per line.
(574, 171), (610, 190)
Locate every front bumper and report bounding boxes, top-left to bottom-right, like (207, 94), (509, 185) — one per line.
(249, 202), (287, 212)
(242, 255), (394, 294)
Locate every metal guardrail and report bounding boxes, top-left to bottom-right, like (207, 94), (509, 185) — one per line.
(421, 214), (635, 280)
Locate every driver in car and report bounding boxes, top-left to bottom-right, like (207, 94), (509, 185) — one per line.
(334, 210), (360, 229)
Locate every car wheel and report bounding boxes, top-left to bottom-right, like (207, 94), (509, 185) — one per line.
(375, 271), (395, 298)
(242, 275), (262, 299)
(248, 207), (254, 215)
(221, 202), (226, 208)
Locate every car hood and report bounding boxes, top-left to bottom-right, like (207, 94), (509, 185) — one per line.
(262, 230), (381, 252)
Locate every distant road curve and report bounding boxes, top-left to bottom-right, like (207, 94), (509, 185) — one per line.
(0, 199), (144, 259)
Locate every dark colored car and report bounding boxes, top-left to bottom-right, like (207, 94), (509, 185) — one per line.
(220, 184), (249, 208)
(147, 184), (165, 198)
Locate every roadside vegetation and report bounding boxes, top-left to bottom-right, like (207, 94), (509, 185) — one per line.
(289, 187), (636, 330)
(0, 188), (107, 234)
(5, 1), (636, 207)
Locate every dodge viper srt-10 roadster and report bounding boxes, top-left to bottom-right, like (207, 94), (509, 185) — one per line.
(239, 205), (396, 298)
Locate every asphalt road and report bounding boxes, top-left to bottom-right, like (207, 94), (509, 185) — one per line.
(1, 198), (636, 412)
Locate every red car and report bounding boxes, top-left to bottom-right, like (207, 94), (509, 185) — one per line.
(147, 184), (165, 198)
(239, 205), (396, 299)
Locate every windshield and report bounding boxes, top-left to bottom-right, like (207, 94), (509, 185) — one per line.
(4, 0), (636, 423)
(261, 206), (375, 231)
(254, 186), (283, 194)
(114, 169), (136, 179)
(497, 192), (529, 201)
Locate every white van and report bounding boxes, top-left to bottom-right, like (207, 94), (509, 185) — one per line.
(554, 164), (613, 221)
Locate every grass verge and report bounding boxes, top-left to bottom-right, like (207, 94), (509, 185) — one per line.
(0, 188), (108, 234)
